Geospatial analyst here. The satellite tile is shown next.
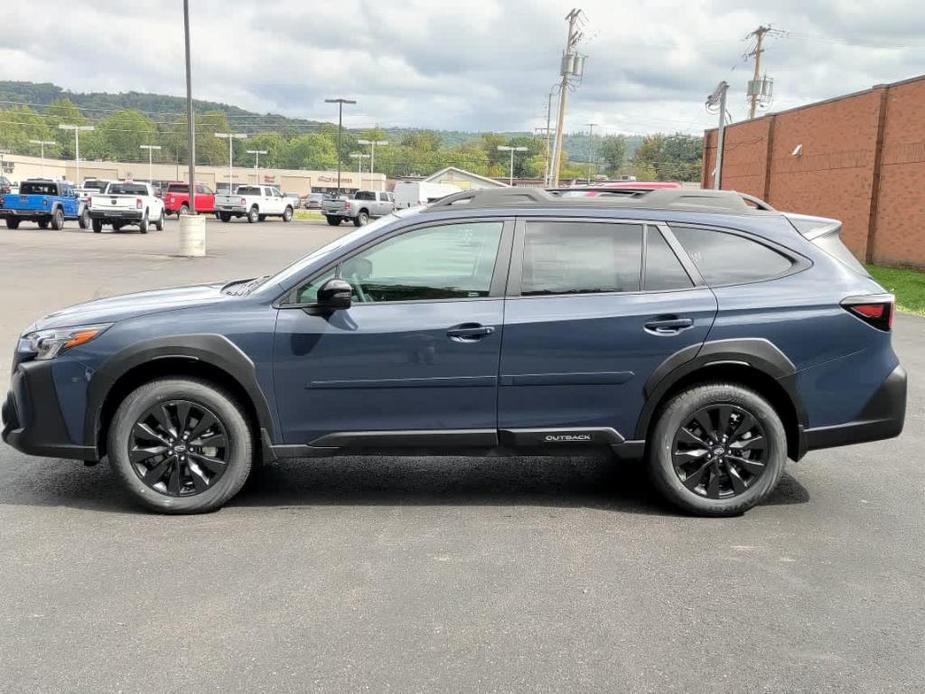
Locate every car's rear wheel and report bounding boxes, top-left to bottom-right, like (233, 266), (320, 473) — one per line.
(325, 215), (341, 226)
(50, 207), (64, 230)
(282, 206), (293, 222)
(138, 211), (149, 234)
(179, 204), (190, 216)
(258, 214), (267, 222)
(219, 212), (231, 222)
(647, 383), (786, 516)
(108, 378), (253, 514)
(37, 218), (49, 229)
(78, 209), (91, 229)
(5, 218), (20, 230)
(155, 209), (165, 231)
(247, 207), (259, 224)
(354, 210), (369, 227)
(92, 219), (103, 233)
(113, 222), (124, 231)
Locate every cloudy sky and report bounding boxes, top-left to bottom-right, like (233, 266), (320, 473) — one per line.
(2, 0), (924, 135)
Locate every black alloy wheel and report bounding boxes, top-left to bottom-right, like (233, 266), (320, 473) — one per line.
(128, 399), (229, 497)
(671, 404), (768, 499)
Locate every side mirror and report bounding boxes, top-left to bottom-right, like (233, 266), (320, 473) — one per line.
(316, 278), (353, 311)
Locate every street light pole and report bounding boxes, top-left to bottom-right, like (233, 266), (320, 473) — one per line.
(357, 139), (388, 173)
(585, 123), (597, 184)
(182, 0), (196, 213)
(215, 132), (247, 193)
(246, 149), (268, 185)
(29, 139), (56, 177)
(139, 144), (162, 184)
(325, 98), (356, 194)
(57, 124), (94, 184)
(497, 146), (528, 186)
(349, 152), (370, 188)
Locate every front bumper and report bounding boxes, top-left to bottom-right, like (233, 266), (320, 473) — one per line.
(2, 359), (97, 461)
(89, 209), (143, 221)
(803, 364), (907, 453)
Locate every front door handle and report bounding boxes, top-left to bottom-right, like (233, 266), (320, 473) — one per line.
(644, 317), (694, 335)
(447, 323), (495, 342)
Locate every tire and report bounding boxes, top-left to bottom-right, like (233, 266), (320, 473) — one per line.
(50, 207), (64, 230)
(258, 214), (267, 222)
(247, 207), (259, 223)
(92, 219), (103, 233)
(139, 211), (149, 234)
(353, 210), (369, 227)
(37, 219), (49, 229)
(79, 209), (90, 229)
(647, 383), (787, 517)
(179, 204), (190, 216)
(155, 209), (165, 231)
(282, 206), (293, 222)
(113, 222), (124, 232)
(219, 212), (231, 223)
(5, 218), (20, 230)
(325, 215), (341, 226)
(107, 378), (253, 514)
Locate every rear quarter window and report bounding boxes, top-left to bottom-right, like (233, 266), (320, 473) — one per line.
(670, 225), (793, 285)
(20, 182), (58, 195)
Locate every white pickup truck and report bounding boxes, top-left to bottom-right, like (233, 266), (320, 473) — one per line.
(322, 190), (395, 226)
(214, 185), (294, 223)
(88, 181), (165, 233)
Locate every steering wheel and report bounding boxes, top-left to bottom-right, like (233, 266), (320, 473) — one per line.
(345, 273), (369, 303)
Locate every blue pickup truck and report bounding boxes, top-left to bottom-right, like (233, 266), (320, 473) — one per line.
(0, 179), (88, 230)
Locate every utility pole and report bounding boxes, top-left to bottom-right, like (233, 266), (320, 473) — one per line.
(139, 144), (161, 184)
(585, 123), (597, 183)
(183, 0), (196, 213)
(551, 8), (585, 186)
(29, 139), (56, 177)
(746, 25), (771, 120)
(706, 81), (729, 189)
(57, 124), (94, 184)
(325, 98), (356, 194)
(247, 149), (268, 184)
(543, 85), (559, 185)
(214, 132), (247, 193)
(357, 139), (388, 173)
(497, 146), (528, 186)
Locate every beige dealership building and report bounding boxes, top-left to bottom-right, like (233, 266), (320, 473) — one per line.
(0, 153), (385, 195)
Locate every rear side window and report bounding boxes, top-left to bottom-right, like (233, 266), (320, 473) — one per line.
(20, 181), (57, 195)
(356, 191), (376, 201)
(237, 186), (260, 196)
(521, 221), (643, 296)
(167, 184), (188, 193)
(645, 227), (693, 291)
(671, 225), (792, 285)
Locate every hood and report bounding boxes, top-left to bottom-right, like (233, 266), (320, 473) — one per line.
(32, 283), (231, 331)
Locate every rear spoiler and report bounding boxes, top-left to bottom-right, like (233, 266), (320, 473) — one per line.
(783, 212), (841, 240)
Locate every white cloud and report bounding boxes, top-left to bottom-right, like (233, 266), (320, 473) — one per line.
(2, 0), (923, 134)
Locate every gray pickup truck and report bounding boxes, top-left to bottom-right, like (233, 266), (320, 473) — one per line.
(321, 190), (394, 226)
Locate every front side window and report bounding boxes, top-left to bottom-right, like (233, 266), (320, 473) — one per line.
(521, 221), (643, 296)
(671, 225), (793, 285)
(295, 221), (504, 304)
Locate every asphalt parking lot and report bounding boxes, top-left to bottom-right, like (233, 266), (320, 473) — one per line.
(0, 218), (923, 692)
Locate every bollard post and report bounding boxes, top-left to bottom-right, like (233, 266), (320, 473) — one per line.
(178, 214), (206, 257)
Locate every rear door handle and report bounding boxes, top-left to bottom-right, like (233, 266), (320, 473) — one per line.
(644, 317), (694, 334)
(447, 324), (495, 342)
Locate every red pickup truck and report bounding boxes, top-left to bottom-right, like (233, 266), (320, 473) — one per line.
(162, 182), (216, 216)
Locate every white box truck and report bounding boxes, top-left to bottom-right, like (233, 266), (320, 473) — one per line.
(393, 181), (462, 208)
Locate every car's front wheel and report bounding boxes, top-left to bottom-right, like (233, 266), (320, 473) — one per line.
(647, 383), (786, 516)
(282, 206), (293, 222)
(108, 378), (253, 514)
(79, 209), (91, 229)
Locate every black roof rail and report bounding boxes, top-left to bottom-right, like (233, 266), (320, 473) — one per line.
(422, 186), (773, 215)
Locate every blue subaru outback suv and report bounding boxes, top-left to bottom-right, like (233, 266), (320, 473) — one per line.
(2, 188), (906, 515)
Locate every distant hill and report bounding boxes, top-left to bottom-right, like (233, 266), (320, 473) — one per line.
(0, 81), (644, 162)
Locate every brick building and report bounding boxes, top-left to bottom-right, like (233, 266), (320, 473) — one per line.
(702, 74), (925, 269)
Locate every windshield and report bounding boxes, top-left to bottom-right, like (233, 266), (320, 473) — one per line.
(259, 208), (423, 292)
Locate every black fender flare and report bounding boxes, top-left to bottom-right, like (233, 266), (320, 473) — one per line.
(84, 334), (276, 448)
(634, 338), (807, 440)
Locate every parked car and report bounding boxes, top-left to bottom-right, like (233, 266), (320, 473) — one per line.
(322, 190), (394, 226)
(214, 185), (295, 223)
(0, 175), (13, 194)
(283, 192), (301, 208)
(393, 181), (461, 208)
(162, 182), (216, 216)
(87, 181), (165, 233)
(304, 192), (324, 209)
(81, 178), (111, 194)
(2, 187), (907, 515)
(0, 178), (84, 230)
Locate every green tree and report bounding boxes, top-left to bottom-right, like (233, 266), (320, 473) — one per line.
(95, 109), (157, 162)
(0, 106), (55, 154)
(597, 134), (626, 175)
(283, 133), (337, 170)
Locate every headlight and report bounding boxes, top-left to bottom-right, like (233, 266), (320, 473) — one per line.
(18, 324), (111, 360)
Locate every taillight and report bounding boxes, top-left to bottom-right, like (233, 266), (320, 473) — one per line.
(842, 295), (894, 331)
(136, 198), (143, 209)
